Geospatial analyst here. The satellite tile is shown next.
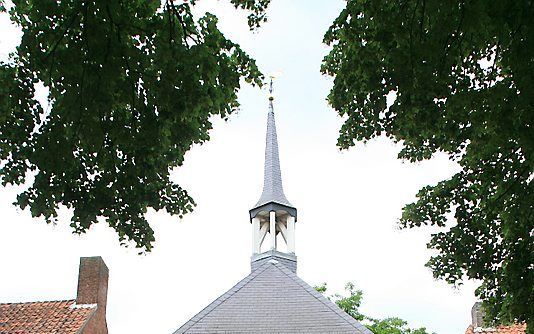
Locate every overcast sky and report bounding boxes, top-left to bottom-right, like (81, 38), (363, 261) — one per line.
(0, 1), (478, 334)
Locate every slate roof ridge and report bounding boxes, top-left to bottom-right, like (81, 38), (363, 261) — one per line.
(271, 261), (373, 334)
(173, 262), (274, 334)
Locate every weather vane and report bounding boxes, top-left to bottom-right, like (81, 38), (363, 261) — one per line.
(267, 72), (281, 113)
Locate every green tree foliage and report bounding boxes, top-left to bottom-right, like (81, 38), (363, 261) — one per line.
(322, 0), (533, 328)
(368, 318), (433, 334)
(0, 0), (270, 251)
(316, 283), (433, 334)
(317, 282), (365, 321)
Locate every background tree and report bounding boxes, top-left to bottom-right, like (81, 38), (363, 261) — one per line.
(0, 0), (271, 251)
(316, 282), (433, 334)
(322, 0), (533, 329)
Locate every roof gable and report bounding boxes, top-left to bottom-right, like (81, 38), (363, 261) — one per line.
(0, 299), (96, 334)
(174, 260), (372, 334)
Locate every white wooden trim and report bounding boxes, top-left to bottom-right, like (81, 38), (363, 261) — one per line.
(259, 222), (269, 246)
(276, 221), (287, 243)
(287, 216), (295, 254)
(252, 217), (260, 254)
(270, 211), (276, 250)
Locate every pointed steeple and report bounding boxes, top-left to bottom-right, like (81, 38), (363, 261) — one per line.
(249, 77), (298, 271)
(249, 78), (297, 220)
(254, 101), (292, 208)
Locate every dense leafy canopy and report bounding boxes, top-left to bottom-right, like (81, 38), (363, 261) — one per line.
(316, 283), (433, 334)
(0, 0), (270, 251)
(1, 0), (532, 327)
(322, 0), (533, 328)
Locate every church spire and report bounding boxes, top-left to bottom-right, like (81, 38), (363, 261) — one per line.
(251, 78), (294, 212)
(249, 77), (298, 272)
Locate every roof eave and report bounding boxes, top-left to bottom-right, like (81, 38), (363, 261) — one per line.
(249, 201), (297, 221)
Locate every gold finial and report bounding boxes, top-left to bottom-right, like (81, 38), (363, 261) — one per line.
(267, 72), (281, 111)
(268, 75), (274, 101)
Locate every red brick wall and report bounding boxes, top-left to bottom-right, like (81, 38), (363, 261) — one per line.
(77, 257), (109, 334)
(80, 308), (108, 334)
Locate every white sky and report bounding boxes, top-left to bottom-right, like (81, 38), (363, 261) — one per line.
(0, 1), (478, 334)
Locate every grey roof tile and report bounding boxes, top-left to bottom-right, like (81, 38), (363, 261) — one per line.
(173, 260), (373, 334)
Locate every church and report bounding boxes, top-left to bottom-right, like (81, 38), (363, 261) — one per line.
(173, 82), (373, 334)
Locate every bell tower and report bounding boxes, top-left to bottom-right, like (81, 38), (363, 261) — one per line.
(249, 78), (298, 273)
(173, 79), (374, 334)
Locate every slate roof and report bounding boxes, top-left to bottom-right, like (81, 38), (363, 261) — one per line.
(0, 299), (97, 334)
(173, 259), (373, 334)
(465, 324), (527, 334)
(251, 109), (294, 211)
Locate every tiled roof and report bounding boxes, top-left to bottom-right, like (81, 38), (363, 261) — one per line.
(174, 259), (372, 334)
(0, 299), (96, 334)
(466, 324), (527, 334)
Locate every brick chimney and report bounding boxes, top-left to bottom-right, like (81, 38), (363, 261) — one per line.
(76, 256), (109, 334)
(471, 302), (485, 328)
